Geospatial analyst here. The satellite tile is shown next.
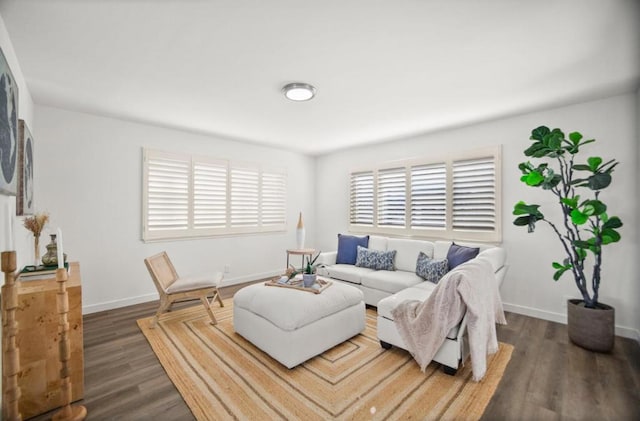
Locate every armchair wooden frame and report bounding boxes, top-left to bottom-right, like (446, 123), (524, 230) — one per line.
(144, 252), (224, 328)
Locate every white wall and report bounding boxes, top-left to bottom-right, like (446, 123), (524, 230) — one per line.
(0, 14), (34, 263)
(636, 87), (640, 341)
(315, 93), (639, 340)
(33, 105), (315, 313)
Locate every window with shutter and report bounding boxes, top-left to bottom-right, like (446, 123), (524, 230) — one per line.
(348, 146), (501, 242)
(452, 157), (496, 232)
(142, 149), (286, 241)
(377, 167), (406, 228)
(230, 165), (259, 228)
(193, 159), (227, 230)
(261, 169), (287, 228)
(143, 151), (190, 240)
(349, 171), (374, 227)
(410, 163), (446, 230)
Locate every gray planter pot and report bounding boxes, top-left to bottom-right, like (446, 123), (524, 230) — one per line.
(302, 274), (316, 288)
(567, 299), (615, 352)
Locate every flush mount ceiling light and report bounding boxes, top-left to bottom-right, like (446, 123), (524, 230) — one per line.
(282, 82), (316, 101)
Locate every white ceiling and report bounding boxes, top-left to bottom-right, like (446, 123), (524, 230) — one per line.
(1, 0), (638, 155)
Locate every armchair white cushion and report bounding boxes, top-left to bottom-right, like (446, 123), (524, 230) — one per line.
(165, 272), (223, 294)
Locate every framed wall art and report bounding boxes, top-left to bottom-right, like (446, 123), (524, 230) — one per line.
(17, 120), (34, 215)
(0, 46), (19, 196)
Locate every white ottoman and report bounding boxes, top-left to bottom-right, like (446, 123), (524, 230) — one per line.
(233, 280), (365, 368)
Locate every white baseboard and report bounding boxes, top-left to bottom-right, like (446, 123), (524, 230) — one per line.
(83, 292), (158, 314)
(82, 270), (281, 314)
(502, 302), (567, 324)
(503, 302), (640, 342)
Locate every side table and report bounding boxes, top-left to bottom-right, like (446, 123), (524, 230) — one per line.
(286, 248), (316, 270)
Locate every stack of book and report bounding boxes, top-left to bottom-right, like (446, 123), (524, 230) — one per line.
(17, 263), (70, 281)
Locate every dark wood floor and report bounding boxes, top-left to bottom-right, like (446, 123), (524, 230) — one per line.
(30, 282), (640, 420)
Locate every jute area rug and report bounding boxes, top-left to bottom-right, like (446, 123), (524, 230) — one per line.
(138, 299), (513, 420)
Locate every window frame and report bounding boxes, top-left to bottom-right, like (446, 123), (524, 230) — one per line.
(348, 146), (502, 242)
(142, 148), (287, 242)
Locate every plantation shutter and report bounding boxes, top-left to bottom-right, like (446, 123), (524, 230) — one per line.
(144, 152), (190, 236)
(143, 149), (287, 240)
(230, 164), (260, 228)
(261, 169), (287, 228)
(410, 163), (446, 229)
(377, 167), (406, 228)
(349, 171), (374, 226)
(193, 159), (228, 229)
(452, 157), (496, 231)
(347, 146), (500, 241)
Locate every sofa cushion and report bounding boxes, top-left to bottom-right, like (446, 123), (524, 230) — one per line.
(368, 235), (388, 251)
(324, 264), (374, 284)
(377, 285), (435, 319)
(415, 252), (449, 284)
(377, 285), (459, 339)
(336, 234), (369, 265)
(355, 246), (396, 270)
(410, 281), (440, 292)
(386, 238), (434, 272)
(446, 243), (479, 270)
(361, 270), (422, 294)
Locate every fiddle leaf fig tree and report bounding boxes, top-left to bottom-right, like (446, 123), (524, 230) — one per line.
(513, 126), (623, 309)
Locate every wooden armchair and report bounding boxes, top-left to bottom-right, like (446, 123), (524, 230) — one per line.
(144, 251), (224, 328)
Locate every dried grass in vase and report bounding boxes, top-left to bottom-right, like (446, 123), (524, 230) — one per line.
(23, 212), (49, 263)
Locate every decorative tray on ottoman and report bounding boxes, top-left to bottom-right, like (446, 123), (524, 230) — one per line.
(264, 276), (332, 294)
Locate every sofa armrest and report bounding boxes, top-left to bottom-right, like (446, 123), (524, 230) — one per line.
(476, 247), (506, 273)
(456, 312), (468, 341)
(317, 251), (337, 266)
(494, 265), (509, 290)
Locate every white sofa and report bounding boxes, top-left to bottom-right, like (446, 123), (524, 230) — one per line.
(316, 235), (507, 374)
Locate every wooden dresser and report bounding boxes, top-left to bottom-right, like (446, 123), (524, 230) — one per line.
(2, 262), (84, 419)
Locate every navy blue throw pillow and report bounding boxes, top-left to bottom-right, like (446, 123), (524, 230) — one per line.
(446, 243), (480, 270)
(336, 234), (370, 265)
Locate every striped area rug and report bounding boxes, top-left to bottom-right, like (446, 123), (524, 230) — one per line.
(138, 299), (512, 420)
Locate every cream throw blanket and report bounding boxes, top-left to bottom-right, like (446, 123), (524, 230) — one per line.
(391, 258), (506, 381)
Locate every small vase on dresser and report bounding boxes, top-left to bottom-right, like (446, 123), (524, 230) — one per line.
(33, 234), (40, 266)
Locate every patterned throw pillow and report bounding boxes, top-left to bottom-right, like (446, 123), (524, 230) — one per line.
(415, 251), (449, 284)
(355, 246), (396, 271)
